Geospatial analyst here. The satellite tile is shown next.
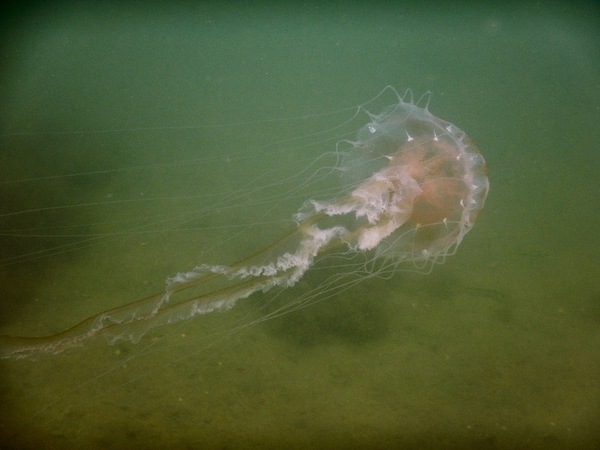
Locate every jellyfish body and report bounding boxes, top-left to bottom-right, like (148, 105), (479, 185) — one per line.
(0, 89), (489, 359)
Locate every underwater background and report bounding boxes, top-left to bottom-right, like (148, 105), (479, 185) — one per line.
(0, 2), (598, 449)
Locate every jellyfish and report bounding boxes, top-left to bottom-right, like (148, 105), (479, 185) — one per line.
(0, 88), (488, 359)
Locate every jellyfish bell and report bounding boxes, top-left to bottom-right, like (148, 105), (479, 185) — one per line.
(334, 92), (488, 269)
(0, 87), (488, 360)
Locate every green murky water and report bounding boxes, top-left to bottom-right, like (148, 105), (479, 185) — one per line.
(1, 2), (598, 449)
